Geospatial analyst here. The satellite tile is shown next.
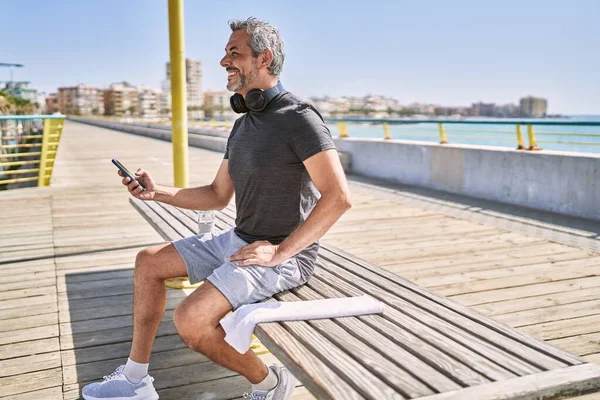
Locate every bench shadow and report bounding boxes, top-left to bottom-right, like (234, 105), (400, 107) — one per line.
(63, 268), (249, 399)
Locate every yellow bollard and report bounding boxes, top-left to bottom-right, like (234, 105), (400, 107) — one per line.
(210, 119), (217, 128)
(383, 122), (391, 140)
(527, 124), (541, 150)
(438, 123), (448, 144)
(516, 125), (525, 150)
(337, 121), (348, 138)
(168, 0), (189, 188)
(37, 119), (51, 187)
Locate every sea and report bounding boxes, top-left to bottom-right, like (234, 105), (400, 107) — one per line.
(326, 115), (600, 154)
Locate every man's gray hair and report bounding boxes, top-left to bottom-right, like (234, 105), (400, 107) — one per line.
(229, 17), (285, 77)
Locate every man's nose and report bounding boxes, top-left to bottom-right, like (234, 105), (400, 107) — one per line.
(220, 55), (230, 67)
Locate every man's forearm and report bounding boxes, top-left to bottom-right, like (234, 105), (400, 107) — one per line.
(154, 184), (228, 210)
(276, 193), (351, 260)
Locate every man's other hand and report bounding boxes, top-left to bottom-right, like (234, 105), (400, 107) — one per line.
(229, 241), (281, 267)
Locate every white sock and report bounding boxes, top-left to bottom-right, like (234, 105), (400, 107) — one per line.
(252, 366), (278, 391)
(123, 358), (149, 384)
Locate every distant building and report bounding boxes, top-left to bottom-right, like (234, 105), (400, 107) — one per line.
(165, 58), (203, 110)
(137, 87), (160, 118)
(3, 82), (37, 103)
(203, 90), (234, 119)
(58, 84), (104, 116)
(103, 82), (139, 116)
(471, 102), (496, 117)
(45, 93), (59, 114)
(520, 96), (547, 117)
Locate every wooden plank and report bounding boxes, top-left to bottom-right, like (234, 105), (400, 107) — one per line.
(522, 314), (600, 341)
(0, 324), (59, 346)
(452, 276), (600, 306)
(0, 337), (59, 359)
(61, 333), (188, 366)
(0, 367), (62, 397)
(411, 250), (594, 287)
(315, 259), (552, 375)
(431, 262), (600, 297)
(475, 286), (600, 316)
(320, 246), (583, 366)
(255, 320), (365, 400)
(7, 386), (63, 400)
(129, 197), (181, 241)
(63, 348), (208, 384)
(0, 312), (57, 332)
(495, 299), (600, 328)
(551, 333), (600, 358)
(157, 201), (201, 234)
(60, 309), (173, 336)
(0, 351), (61, 377)
(60, 320), (177, 350)
(308, 274), (516, 383)
(0, 277), (56, 292)
(61, 293), (181, 323)
(276, 290), (441, 397)
(0, 285), (55, 301)
(0, 301), (57, 320)
(145, 200), (195, 238)
(417, 363), (600, 400)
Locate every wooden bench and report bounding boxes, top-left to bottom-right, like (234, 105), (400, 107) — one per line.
(130, 197), (600, 400)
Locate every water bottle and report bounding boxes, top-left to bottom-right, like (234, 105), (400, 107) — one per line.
(197, 211), (215, 234)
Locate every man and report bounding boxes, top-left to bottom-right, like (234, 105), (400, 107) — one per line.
(82, 17), (351, 400)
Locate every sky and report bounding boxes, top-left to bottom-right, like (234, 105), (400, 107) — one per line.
(1, 0), (599, 114)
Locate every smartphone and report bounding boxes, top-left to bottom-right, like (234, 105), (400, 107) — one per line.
(112, 158), (146, 190)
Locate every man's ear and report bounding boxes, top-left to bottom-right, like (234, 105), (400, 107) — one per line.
(261, 49), (274, 69)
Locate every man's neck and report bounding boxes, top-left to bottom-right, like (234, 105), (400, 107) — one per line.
(239, 78), (279, 98)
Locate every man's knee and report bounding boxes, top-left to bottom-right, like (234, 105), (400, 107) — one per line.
(135, 247), (158, 278)
(173, 302), (212, 353)
(134, 243), (184, 281)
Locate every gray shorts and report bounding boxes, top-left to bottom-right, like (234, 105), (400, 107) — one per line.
(172, 228), (307, 310)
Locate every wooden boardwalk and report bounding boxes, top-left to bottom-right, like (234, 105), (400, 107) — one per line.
(1, 121), (599, 399)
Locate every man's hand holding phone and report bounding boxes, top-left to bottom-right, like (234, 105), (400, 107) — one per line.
(119, 168), (157, 200)
(113, 158), (157, 200)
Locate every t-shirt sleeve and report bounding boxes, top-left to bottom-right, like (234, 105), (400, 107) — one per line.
(289, 106), (336, 162)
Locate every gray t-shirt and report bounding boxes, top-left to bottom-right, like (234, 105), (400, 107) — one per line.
(224, 91), (336, 279)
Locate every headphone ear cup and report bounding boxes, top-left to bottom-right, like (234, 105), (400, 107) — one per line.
(245, 89), (268, 112)
(230, 94), (248, 114)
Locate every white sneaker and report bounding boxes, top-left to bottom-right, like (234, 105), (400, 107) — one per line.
(81, 365), (159, 400)
(243, 364), (296, 400)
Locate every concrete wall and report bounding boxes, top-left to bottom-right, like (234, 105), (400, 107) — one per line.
(71, 118), (352, 171)
(334, 137), (600, 222)
(71, 118), (229, 153)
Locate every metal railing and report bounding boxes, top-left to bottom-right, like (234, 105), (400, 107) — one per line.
(0, 115), (66, 189)
(326, 118), (600, 153)
(84, 115), (233, 130)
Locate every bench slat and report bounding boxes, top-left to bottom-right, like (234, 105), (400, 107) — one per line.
(130, 198), (180, 241)
(285, 286), (459, 395)
(145, 201), (195, 239)
(315, 260), (545, 378)
(304, 277), (503, 386)
(319, 250), (569, 373)
(321, 245), (584, 367)
(254, 316), (365, 400)
(155, 202), (200, 235)
(271, 310), (405, 399)
(417, 363), (600, 400)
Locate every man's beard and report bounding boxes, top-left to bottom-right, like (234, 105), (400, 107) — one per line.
(227, 68), (258, 92)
